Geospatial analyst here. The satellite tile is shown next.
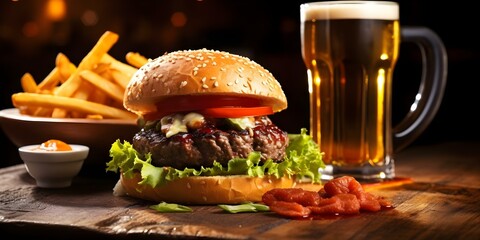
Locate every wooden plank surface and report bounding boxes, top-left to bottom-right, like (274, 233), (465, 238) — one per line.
(0, 141), (479, 239)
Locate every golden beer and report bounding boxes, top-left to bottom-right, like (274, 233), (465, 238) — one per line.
(301, 2), (400, 172)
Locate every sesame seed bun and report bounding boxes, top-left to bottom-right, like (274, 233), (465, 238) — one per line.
(123, 49), (287, 116)
(114, 172), (322, 205)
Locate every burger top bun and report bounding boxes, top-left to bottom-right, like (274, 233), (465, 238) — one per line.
(123, 49), (287, 116)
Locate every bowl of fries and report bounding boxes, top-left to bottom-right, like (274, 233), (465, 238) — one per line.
(0, 31), (150, 171)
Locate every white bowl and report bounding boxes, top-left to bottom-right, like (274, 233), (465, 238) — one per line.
(18, 144), (89, 188)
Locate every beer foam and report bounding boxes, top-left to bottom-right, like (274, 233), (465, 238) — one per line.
(301, 1), (399, 21)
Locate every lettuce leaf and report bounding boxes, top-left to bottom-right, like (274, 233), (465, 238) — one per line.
(106, 128), (324, 188)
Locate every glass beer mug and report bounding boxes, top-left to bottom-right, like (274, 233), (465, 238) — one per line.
(300, 1), (447, 181)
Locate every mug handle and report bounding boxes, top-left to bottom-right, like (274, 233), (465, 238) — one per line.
(393, 26), (448, 152)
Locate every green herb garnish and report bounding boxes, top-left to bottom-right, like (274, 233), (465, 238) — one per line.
(150, 202), (192, 213)
(218, 203), (270, 213)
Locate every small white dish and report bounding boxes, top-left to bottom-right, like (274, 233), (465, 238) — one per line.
(18, 144), (89, 188)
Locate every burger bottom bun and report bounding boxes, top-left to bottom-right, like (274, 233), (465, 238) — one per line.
(116, 172), (323, 205)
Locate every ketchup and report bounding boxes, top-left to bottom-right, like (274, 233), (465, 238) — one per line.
(37, 139), (72, 151)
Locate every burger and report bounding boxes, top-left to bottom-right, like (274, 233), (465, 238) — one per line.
(106, 49), (324, 204)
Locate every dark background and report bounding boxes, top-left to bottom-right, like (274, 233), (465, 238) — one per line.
(1, 0), (478, 167)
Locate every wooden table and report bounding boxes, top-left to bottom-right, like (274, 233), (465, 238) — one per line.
(0, 141), (479, 239)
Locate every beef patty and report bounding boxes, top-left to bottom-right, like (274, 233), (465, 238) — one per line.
(132, 116), (289, 170)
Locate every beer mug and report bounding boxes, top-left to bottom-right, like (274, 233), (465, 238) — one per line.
(300, 1), (447, 181)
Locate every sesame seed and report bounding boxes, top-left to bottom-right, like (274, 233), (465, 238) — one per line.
(213, 81), (219, 87)
(201, 77), (206, 83)
(210, 77), (217, 80)
(180, 81), (187, 88)
(202, 84), (208, 89)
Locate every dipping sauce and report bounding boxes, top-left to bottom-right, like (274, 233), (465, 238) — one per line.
(36, 139), (72, 151)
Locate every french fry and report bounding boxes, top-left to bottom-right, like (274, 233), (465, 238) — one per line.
(20, 73), (40, 115)
(17, 106), (33, 115)
(70, 81), (95, 118)
(23, 72), (54, 117)
(89, 88), (109, 105)
(90, 71), (114, 105)
(53, 81), (93, 118)
(79, 70), (124, 103)
(92, 62), (111, 75)
(51, 108), (68, 118)
(37, 67), (63, 91)
(33, 107), (53, 117)
(21, 73), (38, 93)
(101, 54), (137, 78)
(109, 69), (130, 89)
(56, 53), (77, 82)
(72, 81), (93, 101)
(86, 114), (104, 120)
(126, 52), (149, 68)
(12, 93), (137, 120)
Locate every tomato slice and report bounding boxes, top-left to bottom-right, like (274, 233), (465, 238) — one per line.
(143, 95), (272, 120)
(199, 106), (273, 118)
